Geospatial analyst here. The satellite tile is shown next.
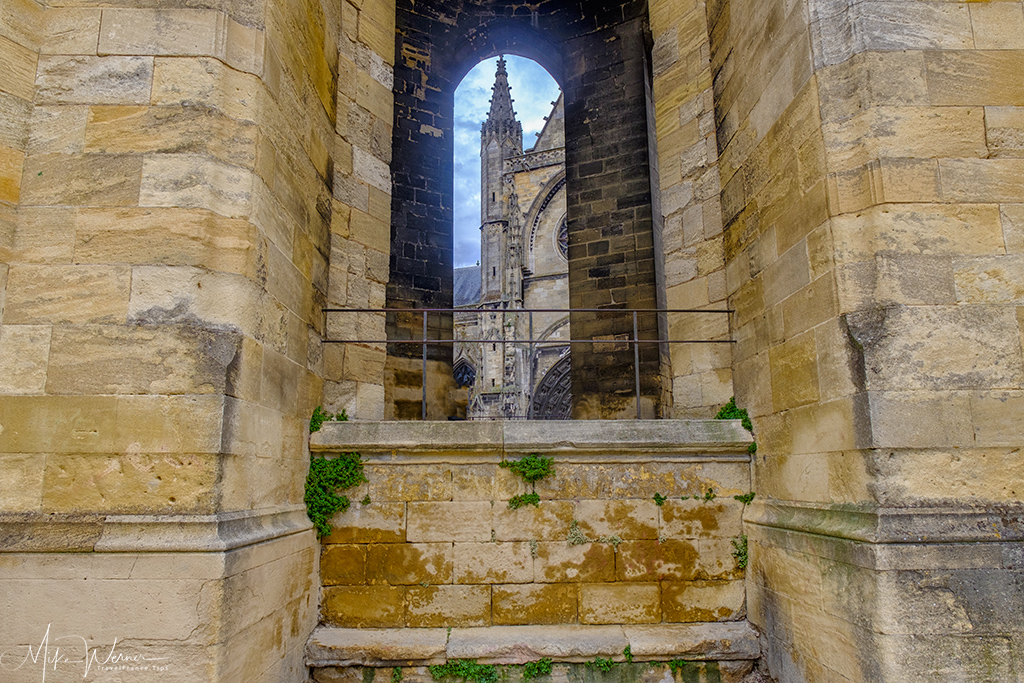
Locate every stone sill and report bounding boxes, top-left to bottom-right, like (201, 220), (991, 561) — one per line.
(306, 623), (759, 668)
(310, 420), (753, 459)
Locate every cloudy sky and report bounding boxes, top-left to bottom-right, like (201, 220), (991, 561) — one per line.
(453, 56), (561, 268)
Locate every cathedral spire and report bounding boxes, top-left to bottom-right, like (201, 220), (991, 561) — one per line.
(487, 56), (517, 124)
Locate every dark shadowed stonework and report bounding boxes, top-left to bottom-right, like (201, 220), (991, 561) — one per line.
(387, 0), (662, 419)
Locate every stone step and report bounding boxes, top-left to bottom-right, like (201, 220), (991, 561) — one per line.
(305, 623), (760, 668)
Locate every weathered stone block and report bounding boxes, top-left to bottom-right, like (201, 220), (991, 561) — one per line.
(405, 585), (491, 628)
(84, 105), (258, 167)
(152, 57), (261, 122)
(42, 452), (218, 514)
(534, 542), (615, 584)
(41, 8), (102, 55)
(0, 453), (44, 512)
(971, 391), (1024, 448)
(616, 540), (699, 582)
(491, 584), (578, 625)
(322, 502), (405, 544)
(21, 153), (142, 207)
(927, 50), (1024, 107)
(0, 324), (50, 394)
(870, 391), (974, 450)
(140, 154), (253, 218)
(45, 324), (237, 395)
(769, 329), (819, 411)
(662, 580), (745, 623)
(407, 502), (491, 542)
(322, 585), (405, 628)
(574, 500), (659, 540)
(579, 583), (660, 624)
(0, 144), (23, 204)
(366, 464), (453, 503)
(0, 34), (38, 101)
(846, 305), (1024, 391)
(493, 501), (575, 541)
(321, 545), (367, 586)
(367, 543), (453, 585)
(4, 265), (130, 324)
(954, 255), (1024, 305)
(454, 542), (533, 584)
(98, 9), (224, 57)
(36, 56), (154, 105)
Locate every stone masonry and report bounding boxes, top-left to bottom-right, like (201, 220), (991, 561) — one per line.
(2, 0), (1023, 681)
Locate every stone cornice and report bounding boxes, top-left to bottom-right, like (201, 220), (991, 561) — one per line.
(0, 506), (311, 553)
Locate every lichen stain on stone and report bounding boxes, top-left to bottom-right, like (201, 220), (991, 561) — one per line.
(663, 503), (722, 533)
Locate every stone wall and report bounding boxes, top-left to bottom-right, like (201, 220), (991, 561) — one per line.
(648, 0), (732, 419)
(708, 0), (1024, 679)
(0, 0), (394, 679)
(311, 421), (753, 629)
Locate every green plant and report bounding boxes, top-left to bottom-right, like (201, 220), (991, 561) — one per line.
(680, 495), (691, 501)
(508, 492), (541, 509)
(361, 495), (372, 505)
(596, 534), (623, 549)
(623, 645), (633, 664)
(715, 397), (757, 454)
(392, 668), (404, 683)
(310, 406), (349, 433)
(429, 660), (498, 683)
(529, 539), (539, 558)
(734, 492), (755, 505)
(715, 397), (751, 431)
(667, 660), (691, 675)
(732, 534), (748, 570)
(304, 453), (367, 538)
(500, 454), (555, 483)
(703, 487), (717, 502)
(522, 659), (553, 681)
(586, 658), (616, 672)
(567, 520), (590, 545)
(653, 493), (667, 506)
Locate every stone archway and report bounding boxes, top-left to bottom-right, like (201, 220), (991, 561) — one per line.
(530, 353), (572, 420)
(386, 0), (663, 420)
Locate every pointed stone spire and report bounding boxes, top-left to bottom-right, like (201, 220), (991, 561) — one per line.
(482, 56), (523, 145)
(487, 56), (516, 123)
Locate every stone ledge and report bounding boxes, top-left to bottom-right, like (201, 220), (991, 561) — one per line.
(747, 500), (1024, 545)
(0, 507), (311, 553)
(311, 420), (753, 458)
(305, 623), (759, 668)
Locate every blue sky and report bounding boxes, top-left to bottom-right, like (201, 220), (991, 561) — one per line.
(453, 56), (561, 268)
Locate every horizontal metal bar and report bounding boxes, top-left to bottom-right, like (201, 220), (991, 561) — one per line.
(324, 339), (736, 345)
(323, 307), (733, 314)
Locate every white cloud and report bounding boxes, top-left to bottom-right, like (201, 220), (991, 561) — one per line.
(453, 56), (561, 268)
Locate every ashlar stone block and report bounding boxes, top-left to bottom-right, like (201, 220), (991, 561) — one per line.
(491, 584), (578, 625)
(407, 502), (491, 542)
(454, 542), (533, 584)
(405, 585), (491, 628)
(579, 583), (660, 624)
(367, 543), (453, 586)
(36, 56), (154, 105)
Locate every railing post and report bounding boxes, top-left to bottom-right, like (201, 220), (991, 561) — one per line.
(633, 310), (641, 420)
(422, 310), (428, 421)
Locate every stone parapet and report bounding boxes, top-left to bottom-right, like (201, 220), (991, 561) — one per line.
(312, 420), (754, 633)
(312, 419), (754, 458)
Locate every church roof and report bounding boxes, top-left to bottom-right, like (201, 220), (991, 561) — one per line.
(454, 266), (481, 307)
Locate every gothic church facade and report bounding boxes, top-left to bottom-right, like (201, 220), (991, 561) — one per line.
(453, 58), (571, 420)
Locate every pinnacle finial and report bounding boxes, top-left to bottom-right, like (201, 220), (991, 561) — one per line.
(487, 55), (516, 124)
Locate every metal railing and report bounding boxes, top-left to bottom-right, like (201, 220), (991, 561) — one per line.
(323, 307), (734, 420)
